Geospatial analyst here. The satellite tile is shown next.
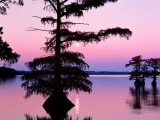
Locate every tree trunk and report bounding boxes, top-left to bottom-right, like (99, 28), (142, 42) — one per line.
(55, 0), (61, 89)
(43, 1), (75, 116)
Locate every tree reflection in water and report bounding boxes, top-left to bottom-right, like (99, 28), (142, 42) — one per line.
(147, 83), (160, 107)
(25, 94), (91, 120)
(127, 80), (160, 111)
(128, 84), (149, 109)
(0, 76), (16, 85)
(24, 113), (92, 120)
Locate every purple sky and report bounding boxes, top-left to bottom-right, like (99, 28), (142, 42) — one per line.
(0, 0), (160, 71)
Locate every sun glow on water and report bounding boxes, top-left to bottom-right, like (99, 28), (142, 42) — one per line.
(76, 94), (79, 114)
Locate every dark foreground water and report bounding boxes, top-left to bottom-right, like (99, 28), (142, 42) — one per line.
(0, 75), (160, 120)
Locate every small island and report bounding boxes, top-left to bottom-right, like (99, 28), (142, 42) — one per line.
(0, 67), (16, 78)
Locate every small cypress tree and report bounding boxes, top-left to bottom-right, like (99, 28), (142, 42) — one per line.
(126, 55), (143, 81)
(146, 58), (160, 85)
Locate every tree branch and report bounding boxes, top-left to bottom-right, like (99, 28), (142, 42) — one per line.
(60, 0), (68, 5)
(26, 27), (52, 32)
(62, 21), (89, 25)
(0, 1), (9, 8)
(32, 16), (42, 19)
(60, 27), (132, 44)
(48, 0), (57, 13)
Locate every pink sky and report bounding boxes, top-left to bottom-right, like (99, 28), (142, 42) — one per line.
(0, 0), (160, 71)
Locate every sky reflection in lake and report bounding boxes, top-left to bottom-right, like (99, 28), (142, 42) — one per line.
(0, 75), (160, 120)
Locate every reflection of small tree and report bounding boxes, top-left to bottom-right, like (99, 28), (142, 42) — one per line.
(146, 58), (160, 85)
(130, 86), (141, 109)
(128, 85), (150, 110)
(151, 83), (158, 106)
(140, 84), (149, 103)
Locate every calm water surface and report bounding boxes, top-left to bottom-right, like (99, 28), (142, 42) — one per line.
(0, 75), (160, 120)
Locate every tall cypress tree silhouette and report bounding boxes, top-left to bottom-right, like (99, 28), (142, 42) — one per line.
(21, 0), (132, 108)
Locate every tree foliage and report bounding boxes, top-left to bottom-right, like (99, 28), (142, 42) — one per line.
(126, 55), (144, 80)
(22, 51), (92, 98)
(0, 27), (20, 66)
(22, 0), (132, 98)
(145, 58), (160, 81)
(0, 0), (23, 66)
(0, 0), (24, 15)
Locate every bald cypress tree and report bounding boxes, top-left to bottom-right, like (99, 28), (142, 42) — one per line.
(126, 55), (143, 81)
(22, 0), (132, 101)
(146, 58), (160, 85)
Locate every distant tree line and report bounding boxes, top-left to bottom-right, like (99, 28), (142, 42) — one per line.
(16, 70), (130, 75)
(85, 71), (129, 75)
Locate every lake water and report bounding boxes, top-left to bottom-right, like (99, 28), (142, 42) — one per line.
(0, 75), (160, 120)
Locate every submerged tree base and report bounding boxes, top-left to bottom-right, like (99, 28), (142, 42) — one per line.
(43, 90), (75, 120)
(134, 80), (145, 86)
(152, 80), (157, 86)
(133, 103), (141, 109)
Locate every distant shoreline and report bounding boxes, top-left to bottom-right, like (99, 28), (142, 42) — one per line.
(16, 71), (130, 75)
